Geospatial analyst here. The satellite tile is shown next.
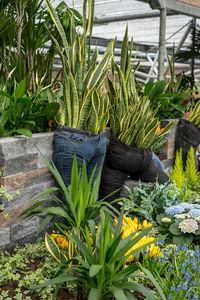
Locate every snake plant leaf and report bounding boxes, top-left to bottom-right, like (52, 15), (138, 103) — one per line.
(107, 76), (118, 105)
(91, 47), (98, 68)
(78, 90), (93, 130)
(82, 64), (95, 96)
(45, 233), (61, 263)
(45, 0), (69, 60)
(127, 37), (134, 70)
(120, 25), (128, 75)
(87, 48), (112, 91)
(139, 120), (159, 150)
(71, 34), (79, 76)
(62, 75), (71, 126)
(95, 69), (109, 90)
(76, 58), (83, 105)
(156, 121), (176, 138)
(114, 62), (129, 109)
(92, 90), (100, 132)
(69, 72), (79, 128)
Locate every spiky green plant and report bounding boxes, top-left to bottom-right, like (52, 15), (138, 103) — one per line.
(185, 146), (198, 186)
(45, 0), (112, 133)
(171, 149), (185, 189)
(107, 26), (176, 150)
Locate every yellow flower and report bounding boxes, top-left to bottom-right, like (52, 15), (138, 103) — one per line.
(51, 231), (71, 249)
(115, 215), (161, 261)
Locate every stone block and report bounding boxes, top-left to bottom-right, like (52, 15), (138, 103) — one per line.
(37, 152), (54, 169)
(26, 132), (54, 155)
(11, 216), (40, 242)
(0, 227), (10, 247)
(159, 139), (175, 159)
(0, 136), (27, 162)
(1, 167), (52, 191)
(0, 203), (39, 229)
(3, 182), (52, 211)
(1, 153), (38, 176)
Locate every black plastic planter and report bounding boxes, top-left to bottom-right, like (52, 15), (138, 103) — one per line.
(175, 119), (200, 168)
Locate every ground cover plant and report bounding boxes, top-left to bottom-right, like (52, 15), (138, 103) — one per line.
(0, 241), (58, 299)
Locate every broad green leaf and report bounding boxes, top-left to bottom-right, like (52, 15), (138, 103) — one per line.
(88, 288), (101, 300)
(12, 78), (26, 100)
(89, 265), (102, 277)
(11, 128), (32, 140)
(109, 287), (127, 300)
(169, 223), (182, 236)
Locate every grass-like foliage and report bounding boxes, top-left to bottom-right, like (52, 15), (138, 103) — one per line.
(21, 155), (113, 232)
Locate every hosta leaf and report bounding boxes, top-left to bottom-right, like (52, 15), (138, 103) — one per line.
(169, 223), (182, 236)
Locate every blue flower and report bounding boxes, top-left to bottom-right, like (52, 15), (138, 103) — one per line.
(182, 282), (188, 291)
(193, 204), (200, 209)
(179, 202), (194, 209)
(193, 279), (198, 285)
(170, 285), (175, 291)
(188, 209), (200, 218)
(182, 245), (189, 251)
(165, 206), (185, 215)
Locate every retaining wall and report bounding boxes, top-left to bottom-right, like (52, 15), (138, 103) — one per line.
(0, 120), (178, 248)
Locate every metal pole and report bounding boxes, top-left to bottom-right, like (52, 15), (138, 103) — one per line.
(158, 8), (167, 80)
(164, 22), (192, 76)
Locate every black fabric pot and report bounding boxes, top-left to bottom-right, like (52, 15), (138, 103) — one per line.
(131, 161), (169, 184)
(105, 138), (152, 174)
(99, 165), (128, 210)
(175, 119), (200, 168)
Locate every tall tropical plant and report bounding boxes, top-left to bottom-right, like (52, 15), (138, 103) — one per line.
(45, 0), (112, 133)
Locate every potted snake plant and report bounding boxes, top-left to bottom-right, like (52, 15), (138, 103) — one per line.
(99, 28), (176, 205)
(45, 0), (112, 188)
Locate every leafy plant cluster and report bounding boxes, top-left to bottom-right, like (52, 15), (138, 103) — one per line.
(138, 79), (189, 120)
(0, 241), (58, 299)
(0, 79), (59, 138)
(122, 180), (185, 223)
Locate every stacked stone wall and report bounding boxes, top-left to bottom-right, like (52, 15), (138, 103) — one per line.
(0, 133), (55, 248)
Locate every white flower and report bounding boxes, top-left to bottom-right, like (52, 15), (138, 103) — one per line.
(174, 214), (186, 219)
(178, 219), (198, 234)
(161, 217), (172, 223)
(195, 216), (200, 222)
